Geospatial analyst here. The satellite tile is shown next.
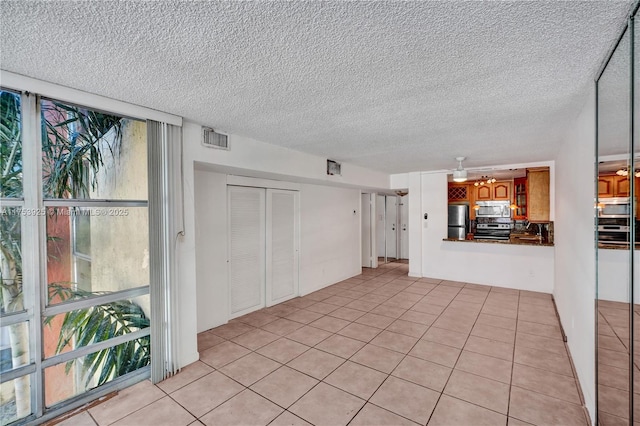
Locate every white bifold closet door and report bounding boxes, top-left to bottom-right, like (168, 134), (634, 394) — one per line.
(228, 186), (299, 318)
(228, 186), (266, 317)
(266, 189), (299, 306)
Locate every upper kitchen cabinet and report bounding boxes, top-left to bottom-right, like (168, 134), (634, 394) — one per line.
(448, 183), (470, 202)
(475, 184), (492, 201)
(616, 175), (630, 196)
(598, 174), (630, 197)
(493, 182), (511, 200)
(598, 175), (614, 197)
(513, 177), (527, 220)
(474, 181), (511, 201)
(527, 168), (550, 222)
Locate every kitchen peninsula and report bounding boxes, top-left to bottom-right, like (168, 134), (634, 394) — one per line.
(443, 236), (554, 246)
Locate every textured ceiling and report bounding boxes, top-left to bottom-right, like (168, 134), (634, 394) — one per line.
(0, 1), (634, 174)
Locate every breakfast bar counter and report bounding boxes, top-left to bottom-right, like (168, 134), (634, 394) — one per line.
(443, 238), (554, 247)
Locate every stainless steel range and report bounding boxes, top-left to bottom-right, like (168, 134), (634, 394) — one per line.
(474, 223), (512, 241)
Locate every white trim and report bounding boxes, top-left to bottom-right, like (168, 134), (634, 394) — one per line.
(226, 175), (301, 191)
(0, 70), (182, 127)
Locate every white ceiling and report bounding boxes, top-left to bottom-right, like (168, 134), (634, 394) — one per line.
(0, 1), (634, 174)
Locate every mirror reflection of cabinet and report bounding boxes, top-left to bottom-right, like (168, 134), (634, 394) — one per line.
(615, 176), (630, 196)
(598, 176), (614, 197)
(595, 14), (635, 424)
(598, 174), (630, 197)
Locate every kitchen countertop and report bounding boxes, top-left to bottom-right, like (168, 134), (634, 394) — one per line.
(443, 238), (554, 247)
(598, 243), (640, 250)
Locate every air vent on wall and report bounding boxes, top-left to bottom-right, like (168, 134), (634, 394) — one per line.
(327, 159), (341, 176)
(202, 127), (229, 150)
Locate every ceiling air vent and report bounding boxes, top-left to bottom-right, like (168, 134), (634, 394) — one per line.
(327, 159), (341, 176)
(202, 127), (229, 150)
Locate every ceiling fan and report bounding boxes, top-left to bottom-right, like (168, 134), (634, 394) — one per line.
(450, 157), (502, 182)
(452, 157), (468, 182)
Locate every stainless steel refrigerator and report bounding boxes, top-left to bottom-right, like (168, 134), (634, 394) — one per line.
(448, 204), (469, 240)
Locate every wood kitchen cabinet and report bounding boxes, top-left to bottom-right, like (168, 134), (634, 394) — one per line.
(473, 181), (511, 201)
(598, 176), (614, 198)
(448, 183), (470, 202)
(493, 182), (511, 200)
(475, 184), (492, 201)
(615, 176), (630, 196)
(527, 168), (550, 222)
(513, 177), (527, 220)
(598, 174), (630, 197)
(448, 182), (477, 219)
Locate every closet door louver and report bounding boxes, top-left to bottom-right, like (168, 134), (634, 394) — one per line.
(266, 189), (299, 306)
(228, 186), (266, 317)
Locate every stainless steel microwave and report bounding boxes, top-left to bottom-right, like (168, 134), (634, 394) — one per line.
(598, 197), (632, 218)
(475, 201), (511, 218)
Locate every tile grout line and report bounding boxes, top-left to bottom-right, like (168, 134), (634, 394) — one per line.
(506, 287), (520, 423)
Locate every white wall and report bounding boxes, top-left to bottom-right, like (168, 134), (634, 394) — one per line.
(182, 122), (389, 190)
(191, 173), (362, 332)
(597, 248), (640, 303)
(194, 169), (229, 332)
(361, 193), (377, 268)
(361, 194), (371, 267)
(413, 172), (555, 292)
(180, 121), (383, 361)
(553, 88), (596, 422)
(298, 184), (362, 295)
(408, 172), (423, 277)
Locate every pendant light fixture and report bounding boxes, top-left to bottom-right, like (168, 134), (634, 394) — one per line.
(452, 157), (468, 182)
(616, 167), (640, 177)
(474, 176), (497, 186)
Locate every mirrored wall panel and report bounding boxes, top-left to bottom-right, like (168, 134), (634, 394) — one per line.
(596, 16), (634, 425)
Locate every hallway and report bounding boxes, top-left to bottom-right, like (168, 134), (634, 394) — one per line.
(54, 263), (587, 426)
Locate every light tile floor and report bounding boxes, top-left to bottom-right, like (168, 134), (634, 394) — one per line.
(54, 262), (589, 426)
(596, 299), (636, 425)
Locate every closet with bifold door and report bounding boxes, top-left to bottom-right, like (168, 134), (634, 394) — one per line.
(228, 185), (300, 318)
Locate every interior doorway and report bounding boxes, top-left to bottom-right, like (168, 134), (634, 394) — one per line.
(374, 194), (408, 265)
